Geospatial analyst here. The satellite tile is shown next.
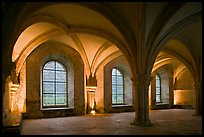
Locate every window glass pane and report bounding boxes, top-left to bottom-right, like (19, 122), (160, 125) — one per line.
(156, 75), (160, 87)
(112, 86), (116, 94)
(156, 80), (160, 87)
(112, 75), (116, 84)
(112, 68), (124, 104)
(43, 82), (55, 93)
(117, 76), (123, 85)
(156, 74), (161, 103)
(56, 94), (67, 105)
(42, 61), (68, 108)
(56, 71), (66, 82)
(43, 70), (55, 81)
(156, 88), (160, 94)
(117, 86), (123, 94)
(117, 95), (123, 103)
(56, 62), (65, 71)
(112, 95), (116, 104)
(56, 83), (66, 93)
(156, 96), (161, 102)
(112, 68), (117, 75)
(116, 69), (121, 75)
(44, 61), (55, 70)
(43, 94), (55, 106)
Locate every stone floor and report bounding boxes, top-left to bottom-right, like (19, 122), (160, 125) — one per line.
(21, 109), (202, 135)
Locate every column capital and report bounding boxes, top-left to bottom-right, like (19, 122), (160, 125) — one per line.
(86, 73), (97, 87)
(193, 82), (201, 90)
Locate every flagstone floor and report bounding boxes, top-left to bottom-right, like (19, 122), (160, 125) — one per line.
(21, 109), (202, 135)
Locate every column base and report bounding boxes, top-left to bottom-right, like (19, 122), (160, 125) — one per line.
(192, 114), (202, 117)
(195, 111), (202, 116)
(131, 119), (153, 127)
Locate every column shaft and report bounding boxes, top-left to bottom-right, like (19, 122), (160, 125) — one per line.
(131, 74), (153, 126)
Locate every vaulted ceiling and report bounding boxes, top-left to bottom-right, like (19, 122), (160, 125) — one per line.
(2, 2), (202, 78)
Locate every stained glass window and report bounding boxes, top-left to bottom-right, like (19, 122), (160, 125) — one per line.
(42, 61), (68, 108)
(112, 68), (124, 104)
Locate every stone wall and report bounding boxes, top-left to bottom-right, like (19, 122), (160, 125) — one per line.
(25, 41), (85, 119)
(150, 66), (195, 109)
(174, 69), (195, 108)
(159, 70), (169, 104)
(95, 67), (105, 113)
(104, 56), (134, 113)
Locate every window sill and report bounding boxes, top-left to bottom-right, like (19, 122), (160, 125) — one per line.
(112, 104), (132, 107)
(156, 103), (169, 105)
(41, 107), (71, 111)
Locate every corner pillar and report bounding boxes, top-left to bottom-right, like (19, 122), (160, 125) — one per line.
(86, 74), (97, 114)
(194, 82), (202, 116)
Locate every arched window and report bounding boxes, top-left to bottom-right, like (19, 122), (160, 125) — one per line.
(156, 74), (161, 103)
(42, 60), (68, 109)
(112, 68), (124, 104)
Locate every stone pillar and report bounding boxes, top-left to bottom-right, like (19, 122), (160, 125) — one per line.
(131, 74), (153, 126)
(10, 65), (18, 84)
(194, 82), (202, 116)
(150, 74), (156, 110)
(3, 76), (12, 126)
(86, 74), (97, 114)
(169, 72), (174, 108)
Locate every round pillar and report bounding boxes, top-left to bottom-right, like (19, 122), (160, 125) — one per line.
(131, 74), (153, 126)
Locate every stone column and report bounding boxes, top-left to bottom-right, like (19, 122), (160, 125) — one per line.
(194, 82), (202, 116)
(86, 74), (97, 114)
(150, 74), (156, 110)
(3, 76), (11, 127)
(131, 74), (153, 126)
(169, 72), (174, 108)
